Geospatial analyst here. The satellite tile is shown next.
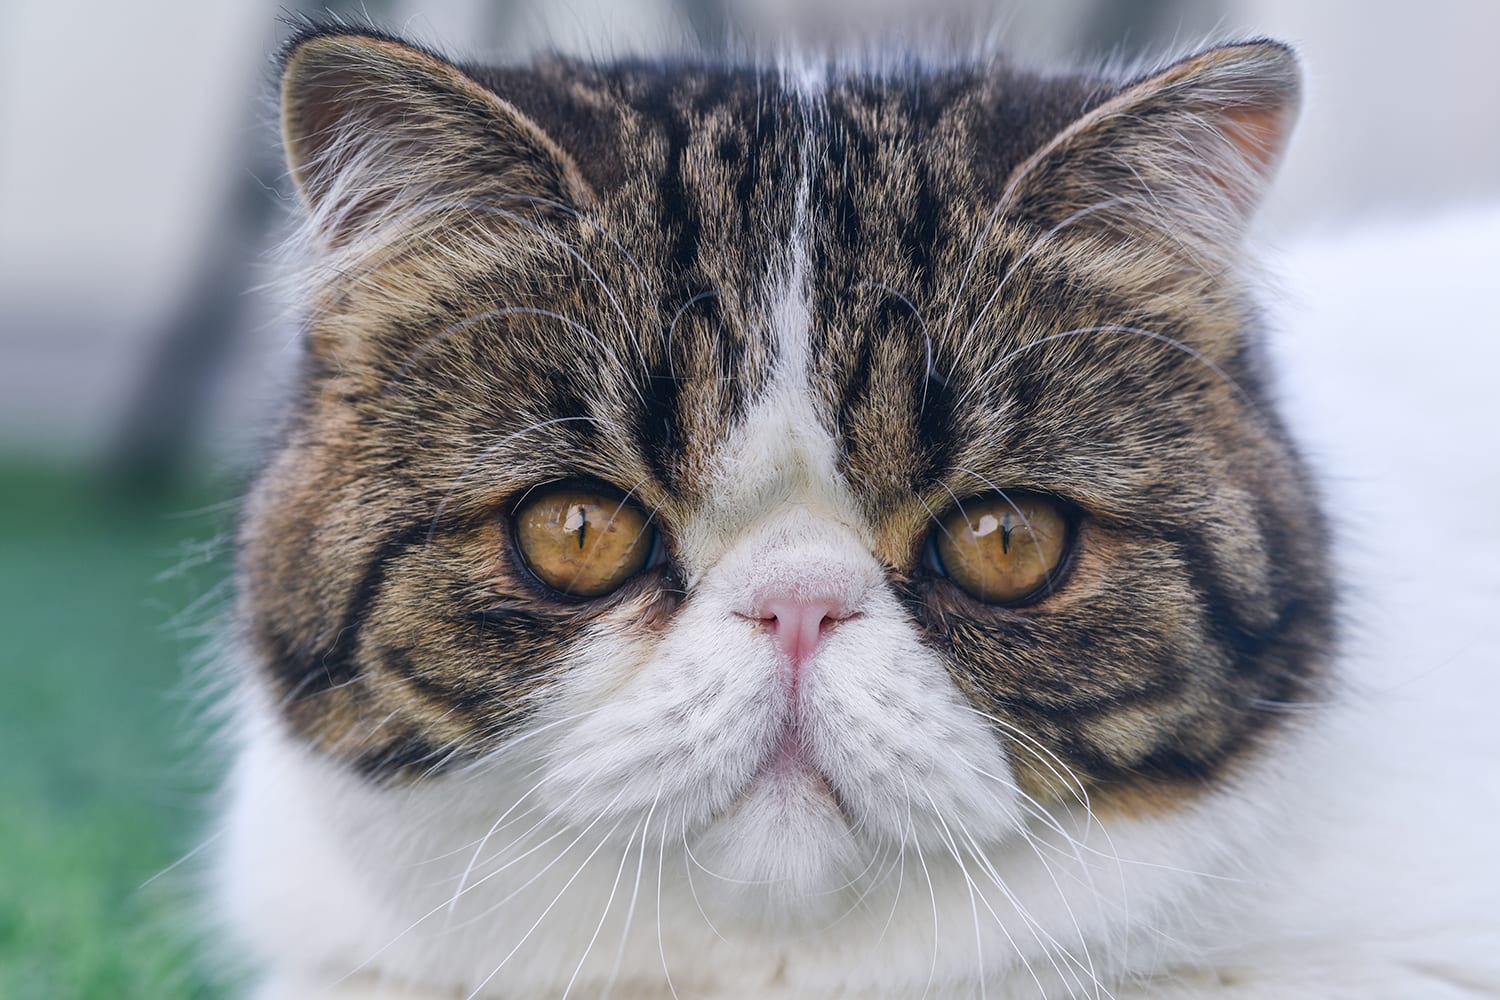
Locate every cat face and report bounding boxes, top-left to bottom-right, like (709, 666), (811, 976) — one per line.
(242, 30), (1334, 901)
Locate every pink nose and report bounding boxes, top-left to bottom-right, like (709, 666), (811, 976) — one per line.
(757, 597), (856, 675)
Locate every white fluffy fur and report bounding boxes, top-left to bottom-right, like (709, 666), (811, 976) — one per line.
(220, 206), (1500, 998)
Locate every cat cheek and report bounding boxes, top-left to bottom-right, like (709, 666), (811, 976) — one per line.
(532, 587), (787, 827)
(796, 598), (1024, 841)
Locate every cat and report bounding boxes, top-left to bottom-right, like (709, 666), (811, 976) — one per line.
(215, 21), (1500, 999)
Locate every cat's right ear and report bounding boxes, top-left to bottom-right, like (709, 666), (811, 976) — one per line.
(279, 28), (592, 246)
(995, 41), (1300, 272)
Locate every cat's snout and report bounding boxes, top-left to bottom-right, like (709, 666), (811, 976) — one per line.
(717, 509), (878, 687)
(750, 597), (860, 685)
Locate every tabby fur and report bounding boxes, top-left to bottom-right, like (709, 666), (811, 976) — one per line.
(221, 25), (1367, 999)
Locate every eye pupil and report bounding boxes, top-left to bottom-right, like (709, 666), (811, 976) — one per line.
(571, 506), (587, 549)
(514, 489), (655, 598)
(932, 492), (1072, 605)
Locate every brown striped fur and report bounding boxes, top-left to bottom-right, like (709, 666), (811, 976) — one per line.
(240, 25), (1335, 811)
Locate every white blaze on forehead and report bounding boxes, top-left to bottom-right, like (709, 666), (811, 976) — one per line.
(676, 137), (870, 576)
(775, 124), (815, 393)
(779, 52), (829, 105)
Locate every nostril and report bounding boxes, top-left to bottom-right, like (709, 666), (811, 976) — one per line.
(761, 598), (853, 624)
(756, 597), (857, 673)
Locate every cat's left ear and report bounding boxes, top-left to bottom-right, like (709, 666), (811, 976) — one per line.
(999, 41), (1300, 261)
(278, 28), (593, 247)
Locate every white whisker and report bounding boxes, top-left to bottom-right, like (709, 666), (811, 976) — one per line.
(464, 814), (628, 999)
(856, 279), (937, 415)
(952, 322), (1263, 421)
(680, 815), (731, 944)
(902, 774), (941, 1000)
(562, 816), (645, 999)
(950, 197), (1141, 363)
(392, 305), (647, 409)
(424, 416), (626, 544)
(656, 803), (681, 1000)
(921, 790), (990, 1000)
(603, 785), (661, 1000)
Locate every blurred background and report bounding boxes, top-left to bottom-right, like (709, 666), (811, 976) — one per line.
(1, 0), (1496, 995)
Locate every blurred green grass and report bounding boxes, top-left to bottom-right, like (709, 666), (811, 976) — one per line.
(0, 462), (234, 998)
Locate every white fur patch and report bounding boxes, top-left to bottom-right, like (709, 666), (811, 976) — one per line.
(220, 193), (1500, 1000)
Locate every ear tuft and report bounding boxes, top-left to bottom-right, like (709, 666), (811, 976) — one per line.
(999, 40), (1301, 263)
(278, 28), (590, 246)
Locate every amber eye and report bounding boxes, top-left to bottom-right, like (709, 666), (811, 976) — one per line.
(931, 492), (1072, 605)
(513, 488), (657, 598)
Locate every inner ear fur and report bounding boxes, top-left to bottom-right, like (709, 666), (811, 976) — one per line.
(279, 28), (592, 245)
(998, 41), (1301, 262)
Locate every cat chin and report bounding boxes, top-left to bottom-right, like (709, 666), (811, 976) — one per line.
(686, 762), (868, 926)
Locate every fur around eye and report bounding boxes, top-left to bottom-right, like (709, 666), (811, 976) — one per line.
(512, 488), (658, 598)
(929, 492), (1073, 605)
(230, 25), (1500, 1000)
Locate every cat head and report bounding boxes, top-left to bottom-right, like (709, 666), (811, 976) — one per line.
(241, 26), (1333, 903)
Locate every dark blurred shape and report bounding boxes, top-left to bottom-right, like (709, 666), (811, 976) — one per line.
(682, 0), (734, 50)
(104, 147), (276, 493)
(1073, 0), (1223, 60)
(104, 0), (409, 494)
